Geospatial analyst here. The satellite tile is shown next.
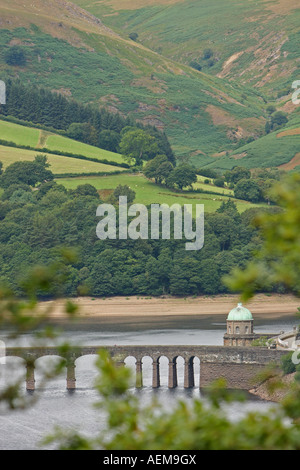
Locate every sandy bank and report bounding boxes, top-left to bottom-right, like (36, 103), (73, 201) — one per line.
(39, 293), (299, 321)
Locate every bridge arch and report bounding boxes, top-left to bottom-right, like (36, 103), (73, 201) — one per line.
(34, 355), (67, 390)
(0, 356), (26, 389)
(74, 354), (99, 389)
(140, 355), (153, 388)
(184, 355), (201, 388)
(124, 356), (139, 388)
(170, 355), (185, 388)
(157, 355), (169, 387)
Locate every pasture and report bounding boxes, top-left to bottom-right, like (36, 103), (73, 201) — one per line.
(0, 120), (40, 147)
(0, 145), (126, 174)
(58, 173), (266, 213)
(0, 119), (124, 164)
(45, 134), (124, 164)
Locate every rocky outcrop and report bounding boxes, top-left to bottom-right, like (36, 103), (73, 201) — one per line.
(250, 373), (296, 402)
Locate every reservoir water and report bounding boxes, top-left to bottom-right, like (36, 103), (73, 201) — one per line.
(0, 314), (297, 450)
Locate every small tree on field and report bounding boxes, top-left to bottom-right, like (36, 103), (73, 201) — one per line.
(166, 164), (197, 190)
(143, 154), (173, 184)
(271, 111), (288, 129)
(213, 177), (225, 188)
(112, 184), (136, 204)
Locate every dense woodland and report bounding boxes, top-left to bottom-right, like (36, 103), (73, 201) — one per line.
(0, 158), (284, 298)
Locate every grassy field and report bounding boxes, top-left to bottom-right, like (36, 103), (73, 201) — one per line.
(45, 134), (124, 164)
(0, 119), (125, 164)
(1, 111), (299, 174)
(194, 175), (234, 195)
(0, 120), (40, 147)
(0, 145), (126, 174)
(58, 173), (266, 213)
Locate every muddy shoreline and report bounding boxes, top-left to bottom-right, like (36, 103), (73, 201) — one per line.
(38, 293), (300, 322)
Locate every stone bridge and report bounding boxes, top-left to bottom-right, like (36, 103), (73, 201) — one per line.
(5, 345), (287, 391)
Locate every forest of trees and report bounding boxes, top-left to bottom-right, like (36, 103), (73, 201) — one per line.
(0, 158), (285, 299)
(0, 80), (175, 164)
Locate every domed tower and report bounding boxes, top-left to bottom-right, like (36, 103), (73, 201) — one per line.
(223, 303), (256, 346)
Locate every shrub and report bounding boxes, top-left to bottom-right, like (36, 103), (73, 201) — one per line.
(129, 33), (139, 41)
(213, 177), (225, 188)
(189, 60), (202, 71)
(203, 48), (213, 60)
(281, 352), (296, 375)
(4, 46), (27, 66)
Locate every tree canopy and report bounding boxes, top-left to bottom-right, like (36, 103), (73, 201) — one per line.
(0, 155), (53, 188)
(234, 178), (263, 203)
(0, 160), (277, 299)
(224, 167), (251, 184)
(119, 128), (159, 166)
(166, 164), (198, 190)
(143, 154), (173, 184)
(226, 173), (300, 300)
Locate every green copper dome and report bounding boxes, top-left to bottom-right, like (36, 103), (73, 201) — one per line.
(227, 303), (253, 321)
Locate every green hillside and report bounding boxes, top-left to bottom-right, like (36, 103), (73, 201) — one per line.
(0, 120), (40, 147)
(0, 0), (298, 170)
(0, 0), (268, 160)
(192, 112), (300, 171)
(0, 119), (124, 163)
(0, 144), (125, 175)
(81, 0), (299, 96)
(45, 135), (124, 164)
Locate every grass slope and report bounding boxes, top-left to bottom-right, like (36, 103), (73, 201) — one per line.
(43, 135), (124, 164)
(0, 119), (124, 163)
(0, 145), (125, 175)
(0, 0), (267, 159)
(194, 113), (300, 171)
(0, 120), (40, 147)
(58, 173), (266, 213)
(83, 0), (300, 95)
